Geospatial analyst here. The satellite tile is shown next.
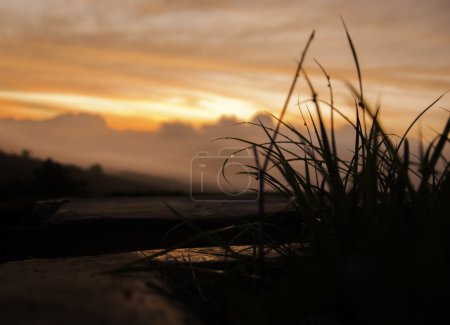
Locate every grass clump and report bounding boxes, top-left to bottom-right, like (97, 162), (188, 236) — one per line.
(121, 23), (450, 325)
(229, 23), (450, 324)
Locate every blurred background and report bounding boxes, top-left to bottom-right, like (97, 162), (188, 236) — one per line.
(0, 0), (448, 196)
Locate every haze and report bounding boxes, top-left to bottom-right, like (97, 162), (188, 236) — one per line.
(0, 0), (449, 186)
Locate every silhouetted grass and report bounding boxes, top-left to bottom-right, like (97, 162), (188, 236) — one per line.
(120, 24), (450, 325)
(224, 21), (450, 324)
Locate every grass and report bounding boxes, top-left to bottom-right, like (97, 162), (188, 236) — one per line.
(118, 23), (450, 325)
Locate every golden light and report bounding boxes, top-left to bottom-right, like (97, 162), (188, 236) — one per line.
(0, 90), (260, 131)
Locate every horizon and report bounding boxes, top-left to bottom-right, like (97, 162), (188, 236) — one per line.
(0, 0), (449, 192)
(2, 110), (448, 192)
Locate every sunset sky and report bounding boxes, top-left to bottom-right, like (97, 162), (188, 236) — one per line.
(0, 0), (448, 134)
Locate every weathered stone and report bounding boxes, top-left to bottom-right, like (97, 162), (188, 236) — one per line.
(39, 196), (289, 224)
(0, 252), (196, 325)
(5, 196), (298, 260)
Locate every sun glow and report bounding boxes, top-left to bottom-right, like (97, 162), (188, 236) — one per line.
(0, 90), (259, 131)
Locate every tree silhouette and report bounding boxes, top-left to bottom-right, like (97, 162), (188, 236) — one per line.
(33, 159), (83, 196)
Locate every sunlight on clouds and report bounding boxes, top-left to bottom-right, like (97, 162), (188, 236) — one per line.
(197, 97), (256, 118)
(0, 99), (64, 120)
(0, 90), (259, 130)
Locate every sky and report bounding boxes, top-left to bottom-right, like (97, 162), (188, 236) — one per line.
(0, 0), (448, 133)
(0, 0), (449, 188)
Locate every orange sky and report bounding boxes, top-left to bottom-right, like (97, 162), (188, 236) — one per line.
(0, 0), (449, 135)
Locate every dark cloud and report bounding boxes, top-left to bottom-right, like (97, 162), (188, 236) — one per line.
(0, 113), (270, 187)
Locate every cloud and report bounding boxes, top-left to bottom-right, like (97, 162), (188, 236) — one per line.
(0, 113), (280, 190)
(0, 113), (252, 187)
(0, 0), (448, 137)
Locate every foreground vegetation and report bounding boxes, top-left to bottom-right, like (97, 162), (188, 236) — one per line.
(123, 25), (450, 325)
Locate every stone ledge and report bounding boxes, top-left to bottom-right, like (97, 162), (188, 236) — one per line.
(5, 196), (299, 260)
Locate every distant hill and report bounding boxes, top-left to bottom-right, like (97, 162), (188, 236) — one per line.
(0, 150), (183, 199)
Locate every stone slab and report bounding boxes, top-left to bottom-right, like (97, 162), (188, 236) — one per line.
(5, 196), (299, 260)
(0, 252), (196, 325)
(39, 196), (290, 224)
